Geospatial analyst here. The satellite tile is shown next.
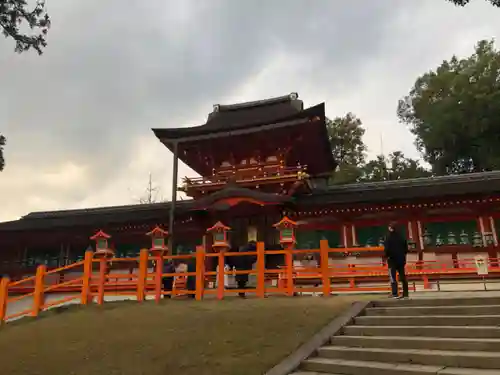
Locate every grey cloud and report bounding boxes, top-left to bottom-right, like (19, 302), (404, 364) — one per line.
(0, 0), (432, 217)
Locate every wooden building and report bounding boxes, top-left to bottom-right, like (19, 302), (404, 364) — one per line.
(1, 93), (500, 277)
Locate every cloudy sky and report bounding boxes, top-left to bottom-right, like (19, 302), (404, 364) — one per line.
(0, 0), (499, 221)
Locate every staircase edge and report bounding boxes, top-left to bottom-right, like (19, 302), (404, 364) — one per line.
(264, 300), (371, 375)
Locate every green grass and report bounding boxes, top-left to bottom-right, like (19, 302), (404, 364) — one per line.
(0, 296), (370, 375)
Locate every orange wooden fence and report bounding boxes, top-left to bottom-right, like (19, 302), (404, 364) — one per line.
(0, 240), (498, 323)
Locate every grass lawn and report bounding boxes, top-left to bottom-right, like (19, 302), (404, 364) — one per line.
(0, 295), (370, 375)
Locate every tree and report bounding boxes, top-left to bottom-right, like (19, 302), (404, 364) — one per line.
(138, 173), (162, 204)
(447, 0), (500, 6)
(397, 39), (500, 175)
(0, 135), (5, 171)
(326, 114), (367, 184)
(360, 152), (432, 182)
(0, 0), (50, 54)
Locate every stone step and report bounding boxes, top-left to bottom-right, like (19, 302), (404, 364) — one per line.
(301, 357), (500, 374)
(364, 304), (500, 316)
(373, 297), (500, 308)
(354, 314), (500, 326)
(342, 325), (500, 338)
(331, 335), (500, 352)
(318, 346), (500, 369)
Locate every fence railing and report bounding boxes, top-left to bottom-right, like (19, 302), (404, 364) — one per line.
(0, 240), (497, 322)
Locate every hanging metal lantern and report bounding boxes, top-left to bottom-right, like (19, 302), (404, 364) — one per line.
(365, 237), (374, 247)
(435, 234), (444, 247)
(422, 229), (433, 247)
(459, 230), (470, 245)
(447, 231), (457, 246)
(473, 231), (484, 247)
(407, 240), (417, 250)
(484, 232), (495, 246)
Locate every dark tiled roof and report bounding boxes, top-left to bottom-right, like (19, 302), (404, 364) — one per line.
(0, 201), (195, 232)
(153, 101), (335, 177)
(303, 171), (500, 205)
(4, 171), (498, 233)
(152, 93), (304, 141)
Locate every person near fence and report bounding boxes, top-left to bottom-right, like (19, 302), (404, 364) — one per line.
(162, 259), (176, 298)
(185, 256), (196, 299)
(384, 222), (409, 299)
(235, 241), (257, 298)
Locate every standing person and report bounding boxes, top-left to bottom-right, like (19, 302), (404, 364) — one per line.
(185, 256), (196, 299)
(235, 241), (257, 298)
(162, 259), (176, 298)
(384, 222), (409, 299)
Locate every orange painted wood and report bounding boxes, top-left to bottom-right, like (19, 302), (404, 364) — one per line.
(285, 249), (294, 296)
(256, 242), (266, 298)
(97, 258), (107, 305)
(136, 249), (149, 302)
(80, 251), (93, 305)
(32, 265), (46, 317)
(320, 240), (331, 297)
(217, 252), (225, 300)
(0, 276), (9, 323)
(154, 257), (163, 303)
(195, 245), (205, 301)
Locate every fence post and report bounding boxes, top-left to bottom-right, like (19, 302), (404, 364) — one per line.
(256, 241), (265, 298)
(320, 239), (331, 297)
(81, 251), (94, 305)
(217, 251), (225, 300)
(32, 265), (46, 317)
(195, 245), (205, 301)
(96, 258), (107, 305)
(154, 256), (164, 303)
(285, 248), (294, 296)
(423, 275), (430, 290)
(0, 276), (9, 323)
(137, 248), (149, 302)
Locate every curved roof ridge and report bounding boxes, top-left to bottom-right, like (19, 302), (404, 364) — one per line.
(214, 93), (299, 113)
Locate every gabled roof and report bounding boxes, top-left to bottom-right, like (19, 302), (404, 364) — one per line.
(153, 100), (336, 177)
(0, 201), (194, 232)
(152, 93), (312, 142)
(152, 93), (304, 142)
(304, 170), (500, 205)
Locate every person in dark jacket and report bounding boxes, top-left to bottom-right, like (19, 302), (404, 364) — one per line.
(185, 257), (196, 299)
(162, 260), (176, 298)
(384, 222), (409, 299)
(235, 241), (257, 298)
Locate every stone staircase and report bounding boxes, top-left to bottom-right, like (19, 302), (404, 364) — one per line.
(292, 296), (500, 374)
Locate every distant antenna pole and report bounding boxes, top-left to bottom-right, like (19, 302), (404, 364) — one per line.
(147, 173), (153, 203)
(379, 133), (384, 156)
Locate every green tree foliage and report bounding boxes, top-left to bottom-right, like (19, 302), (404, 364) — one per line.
(326, 116), (430, 184)
(0, 0), (50, 54)
(326, 114), (367, 184)
(397, 39), (500, 174)
(360, 152), (432, 182)
(0, 135), (5, 171)
(447, 0), (500, 6)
